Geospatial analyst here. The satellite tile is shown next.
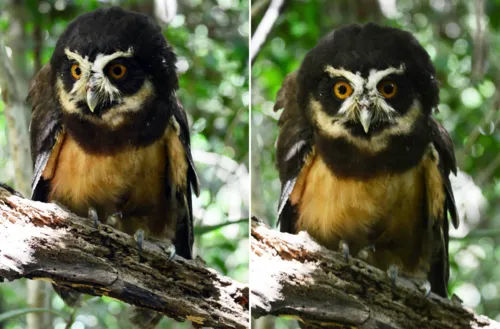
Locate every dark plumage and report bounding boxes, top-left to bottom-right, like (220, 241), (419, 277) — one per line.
(275, 23), (458, 297)
(28, 7), (199, 328)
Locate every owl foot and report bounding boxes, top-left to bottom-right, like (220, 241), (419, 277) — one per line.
(387, 264), (399, 287)
(154, 240), (176, 262)
(106, 211), (122, 228)
(88, 207), (99, 228)
(339, 240), (350, 262)
(418, 280), (432, 297)
(134, 229), (145, 259)
(357, 244), (376, 260)
(386, 265), (432, 297)
(133, 229), (176, 262)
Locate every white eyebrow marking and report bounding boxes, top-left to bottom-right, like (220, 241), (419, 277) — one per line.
(64, 48), (92, 95)
(93, 47), (134, 72)
(365, 64), (405, 91)
(64, 48), (88, 64)
(325, 66), (364, 92)
(324, 65), (364, 115)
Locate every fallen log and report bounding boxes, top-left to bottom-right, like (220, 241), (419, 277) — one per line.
(251, 217), (499, 329)
(0, 185), (249, 329)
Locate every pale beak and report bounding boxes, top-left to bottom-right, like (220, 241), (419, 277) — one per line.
(360, 108), (372, 134)
(86, 89), (98, 112)
(86, 77), (98, 112)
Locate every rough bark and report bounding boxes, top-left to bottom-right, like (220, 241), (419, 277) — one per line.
(0, 186), (249, 329)
(251, 217), (500, 329)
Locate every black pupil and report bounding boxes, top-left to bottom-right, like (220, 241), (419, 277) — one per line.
(113, 66), (122, 76)
(337, 84), (347, 95)
(383, 84), (394, 94)
(75, 67), (81, 75)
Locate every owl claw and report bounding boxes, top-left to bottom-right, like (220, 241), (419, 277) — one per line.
(419, 281), (432, 297)
(133, 230), (176, 262)
(357, 244), (376, 260)
(161, 243), (176, 262)
(134, 229), (145, 260)
(106, 211), (122, 228)
(88, 207), (99, 228)
(387, 264), (399, 287)
(339, 240), (350, 262)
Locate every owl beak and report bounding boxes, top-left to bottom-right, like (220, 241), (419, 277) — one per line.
(358, 96), (373, 134)
(86, 79), (98, 112)
(86, 90), (98, 112)
(360, 108), (372, 133)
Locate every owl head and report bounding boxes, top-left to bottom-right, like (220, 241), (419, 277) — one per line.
(50, 7), (178, 127)
(297, 23), (438, 140)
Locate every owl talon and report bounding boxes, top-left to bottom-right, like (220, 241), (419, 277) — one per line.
(133, 230), (176, 262)
(357, 244), (376, 260)
(419, 280), (431, 297)
(134, 229), (145, 260)
(387, 265), (398, 287)
(339, 240), (350, 262)
(88, 207), (99, 228)
(106, 211), (122, 228)
(161, 243), (176, 262)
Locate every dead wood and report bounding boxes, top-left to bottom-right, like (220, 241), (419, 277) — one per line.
(0, 186), (249, 329)
(251, 217), (499, 329)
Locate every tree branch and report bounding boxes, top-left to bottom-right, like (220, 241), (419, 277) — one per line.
(250, 0), (287, 65)
(250, 217), (500, 329)
(0, 186), (249, 329)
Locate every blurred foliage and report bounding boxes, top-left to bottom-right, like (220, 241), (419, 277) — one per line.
(251, 0), (500, 327)
(0, 0), (248, 328)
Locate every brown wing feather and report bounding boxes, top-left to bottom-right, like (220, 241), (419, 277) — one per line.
(27, 63), (63, 201)
(274, 72), (314, 232)
(427, 117), (458, 297)
(171, 101), (199, 259)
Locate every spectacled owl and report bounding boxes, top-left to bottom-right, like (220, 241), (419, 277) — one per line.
(275, 23), (458, 297)
(28, 7), (199, 328)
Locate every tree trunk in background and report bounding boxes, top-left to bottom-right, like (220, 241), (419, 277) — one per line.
(1, 0), (31, 197)
(1, 1), (51, 328)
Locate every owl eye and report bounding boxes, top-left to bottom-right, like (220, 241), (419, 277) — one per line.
(108, 63), (127, 80)
(71, 64), (82, 80)
(333, 81), (353, 100)
(378, 81), (398, 98)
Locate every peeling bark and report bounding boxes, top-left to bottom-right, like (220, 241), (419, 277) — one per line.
(0, 186), (249, 329)
(251, 217), (500, 329)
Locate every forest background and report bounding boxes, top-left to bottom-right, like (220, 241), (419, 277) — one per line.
(0, 0), (249, 328)
(251, 0), (500, 328)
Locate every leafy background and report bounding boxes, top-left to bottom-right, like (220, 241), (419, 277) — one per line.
(251, 0), (500, 328)
(0, 0), (248, 328)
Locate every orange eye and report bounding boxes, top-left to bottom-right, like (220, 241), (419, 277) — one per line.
(333, 81), (353, 100)
(378, 81), (398, 98)
(108, 63), (127, 80)
(71, 64), (82, 79)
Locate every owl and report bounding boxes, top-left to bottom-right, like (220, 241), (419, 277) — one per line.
(275, 23), (458, 297)
(28, 7), (199, 328)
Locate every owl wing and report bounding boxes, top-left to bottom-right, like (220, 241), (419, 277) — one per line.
(171, 99), (200, 259)
(28, 63), (64, 202)
(274, 72), (314, 233)
(427, 117), (458, 297)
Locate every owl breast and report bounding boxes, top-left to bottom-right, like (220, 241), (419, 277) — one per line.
(43, 131), (167, 226)
(290, 150), (431, 275)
